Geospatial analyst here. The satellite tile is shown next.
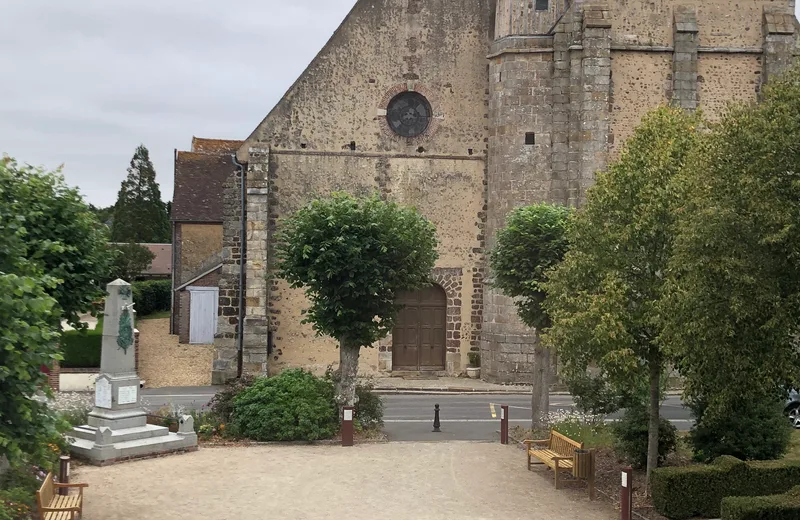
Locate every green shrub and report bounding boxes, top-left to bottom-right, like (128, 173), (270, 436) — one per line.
(652, 456), (800, 519)
(354, 380), (384, 430)
(131, 279), (171, 317)
(231, 370), (338, 441)
(688, 395), (791, 462)
(209, 375), (255, 424)
(721, 485), (800, 520)
(0, 487), (33, 520)
(467, 351), (480, 368)
(612, 405), (677, 469)
(60, 319), (103, 368)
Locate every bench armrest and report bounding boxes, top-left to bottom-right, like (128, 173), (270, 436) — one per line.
(523, 439), (550, 446)
(54, 483), (88, 488)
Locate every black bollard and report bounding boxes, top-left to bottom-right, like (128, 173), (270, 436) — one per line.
(433, 403), (441, 432)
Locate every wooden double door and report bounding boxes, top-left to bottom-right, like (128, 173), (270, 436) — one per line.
(392, 285), (446, 371)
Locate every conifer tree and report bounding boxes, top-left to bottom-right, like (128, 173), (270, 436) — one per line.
(111, 145), (170, 243)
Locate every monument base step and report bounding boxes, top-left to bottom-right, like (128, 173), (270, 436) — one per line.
(72, 424), (170, 443)
(69, 430), (198, 465)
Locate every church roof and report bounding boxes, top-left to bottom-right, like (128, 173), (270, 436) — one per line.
(172, 151), (237, 222)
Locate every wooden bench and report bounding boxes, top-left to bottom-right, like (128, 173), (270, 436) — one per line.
(36, 472), (87, 520)
(523, 430), (584, 489)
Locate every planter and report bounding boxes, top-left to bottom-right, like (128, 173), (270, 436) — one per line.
(466, 366), (481, 379)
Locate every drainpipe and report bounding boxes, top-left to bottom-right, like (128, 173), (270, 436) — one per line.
(231, 154), (246, 379)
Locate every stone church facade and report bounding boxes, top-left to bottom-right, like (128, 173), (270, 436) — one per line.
(197, 0), (798, 385)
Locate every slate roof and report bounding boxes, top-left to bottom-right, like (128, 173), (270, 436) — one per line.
(191, 137), (244, 155)
(172, 140), (242, 222)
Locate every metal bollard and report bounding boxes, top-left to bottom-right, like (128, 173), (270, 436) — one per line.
(432, 403), (441, 432)
(58, 456), (70, 496)
(500, 405), (509, 444)
(342, 406), (354, 447)
(620, 466), (633, 520)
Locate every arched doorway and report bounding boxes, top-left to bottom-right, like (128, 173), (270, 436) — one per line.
(392, 284), (446, 371)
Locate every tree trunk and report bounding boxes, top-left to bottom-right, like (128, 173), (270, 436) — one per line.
(645, 353), (661, 492)
(530, 335), (550, 431)
(336, 338), (361, 416)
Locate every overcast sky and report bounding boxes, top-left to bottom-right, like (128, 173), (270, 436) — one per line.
(0, 0), (356, 207)
(2, 2), (799, 207)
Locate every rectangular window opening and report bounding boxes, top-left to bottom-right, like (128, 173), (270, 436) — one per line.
(535, 0), (549, 11)
(525, 133), (536, 145)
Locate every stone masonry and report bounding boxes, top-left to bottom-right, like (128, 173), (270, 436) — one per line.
(672, 7), (699, 110)
(206, 0), (798, 385)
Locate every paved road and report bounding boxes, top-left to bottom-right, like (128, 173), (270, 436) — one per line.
(140, 387), (692, 441)
(382, 394), (691, 441)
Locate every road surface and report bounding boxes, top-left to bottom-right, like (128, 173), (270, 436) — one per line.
(140, 387), (692, 441)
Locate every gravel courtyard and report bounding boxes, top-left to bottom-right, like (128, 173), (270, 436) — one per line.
(75, 442), (613, 520)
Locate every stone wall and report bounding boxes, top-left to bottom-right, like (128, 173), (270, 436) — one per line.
(211, 168), (245, 384)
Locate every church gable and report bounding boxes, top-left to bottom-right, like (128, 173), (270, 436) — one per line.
(239, 0), (493, 160)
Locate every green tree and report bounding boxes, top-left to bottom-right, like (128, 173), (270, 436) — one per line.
(111, 145), (170, 243)
(88, 204), (115, 229)
(277, 193), (438, 411)
(108, 242), (156, 283)
(0, 158), (68, 465)
(663, 66), (800, 453)
(543, 107), (702, 486)
(0, 158), (113, 328)
(490, 203), (572, 429)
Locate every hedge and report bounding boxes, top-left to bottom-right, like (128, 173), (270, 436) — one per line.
(652, 455), (800, 519)
(132, 279), (171, 317)
(61, 319), (103, 368)
(721, 486), (800, 520)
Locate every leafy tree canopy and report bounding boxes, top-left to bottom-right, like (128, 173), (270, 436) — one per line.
(277, 192), (439, 347)
(108, 242), (156, 283)
(543, 106), (702, 484)
(0, 157), (113, 328)
(111, 145), (170, 243)
(490, 203), (572, 330)
(663, 66), (800, 422)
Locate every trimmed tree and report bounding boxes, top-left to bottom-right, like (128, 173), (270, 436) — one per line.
(111, 145), (170, 243)
(543, 107), (702, 487)
(0, 158), (113, 328)
(277, 193), (438, 411)
(663, 66), (800, 459)
(490, 203), (572, 429)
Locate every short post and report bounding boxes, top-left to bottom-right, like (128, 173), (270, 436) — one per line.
(500, 405), (509, 444)
(58, 456), (70, 496)
(342, 406), (354, 447)
(621, 466), (633, 520)
(432, 404), (441, 433)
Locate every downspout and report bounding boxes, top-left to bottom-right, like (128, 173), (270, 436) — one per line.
(169, 148), (178, 335)
(231, 154), (246, 379)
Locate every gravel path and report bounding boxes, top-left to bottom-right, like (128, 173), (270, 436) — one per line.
(75, 443), (613, 520)
(137, 318), (212, 388)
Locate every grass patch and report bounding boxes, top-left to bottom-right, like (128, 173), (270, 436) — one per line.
(138, 310), (171, 320)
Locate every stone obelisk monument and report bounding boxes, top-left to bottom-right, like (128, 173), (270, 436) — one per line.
(70, 279), (197, 464)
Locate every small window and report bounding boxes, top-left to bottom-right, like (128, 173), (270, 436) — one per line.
(525, 133), (536, 145)
(535, 0), (549, 11)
